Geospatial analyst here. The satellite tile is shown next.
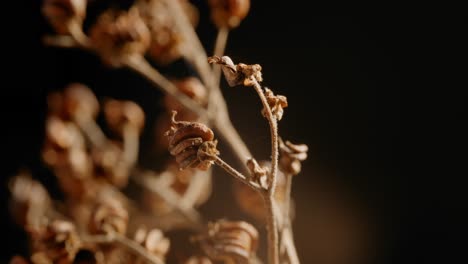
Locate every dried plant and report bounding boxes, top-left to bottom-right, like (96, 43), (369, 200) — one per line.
(9, 1), (309, 263)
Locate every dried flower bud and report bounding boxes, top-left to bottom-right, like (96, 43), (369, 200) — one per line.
(104, 99), (145, 135)
(90, 8), (151, 67)
(9, 173), (51, 228)
(42, 0), (87, 34)
(165, 111), (218, 170)
(134, 227), (170, 262)
(29, 220), (81, 264)
(262, 88), (288, 121)
(279, 138), (308, 176)
(185, 256), (212, 264)
(92, 141), (130, 188)
(9, 256), (29, 264)
(246, 158), (269, 189)
(197, 220), (259, 263)
(88, 194), (128, 235)
(165, 77), (208, 112)
(208, 0), (250, 29)
(44, 117), (84, 152)
(63, 83), (99, 122)
(208, 56), (262, 87)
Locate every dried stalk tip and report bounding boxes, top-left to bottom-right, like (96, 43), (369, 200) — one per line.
(134, 227), (170, 262)
(246, 158), (269, 190)
(279, 138), (309, 176)
(208, 55), (262, 87)
(29, 220), (81, 264)
(42, 0), (87, 35)
(262, 88), (288, 121)
(166, 111), (218, 170)
(196, 220), (259, 264)
(208, 0), (250, 29)
(89, 8), (151, 67)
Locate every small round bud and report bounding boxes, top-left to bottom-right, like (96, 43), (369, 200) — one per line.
(208, 0), (250, 29)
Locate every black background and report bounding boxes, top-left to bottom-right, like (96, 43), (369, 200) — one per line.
(2, 1), (466, 263)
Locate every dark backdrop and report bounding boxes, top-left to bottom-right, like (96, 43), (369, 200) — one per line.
(2, 1), (466, 264)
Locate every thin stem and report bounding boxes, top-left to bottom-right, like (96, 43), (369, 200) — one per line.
(213, 156), (261, 191)
(283, 174), (293, 223)
(83, 232), (165, 264)
(122, 125), (140, 166)
(132, 170), (204, 231)
(213, 118), (253, 168)
(251, 79), (280, 264)
(123, 55), (207, 117)
(75, 116), (108, 149)
(213, 27), (229, 88)
(282, 228), (300, 264)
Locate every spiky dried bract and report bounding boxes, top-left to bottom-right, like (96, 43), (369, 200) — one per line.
(197, 220), (259, 264)
(208, 0), (250, 29)
(263, 88), (288, 121)
(42, 0), (86, 34)
(134, 227), (170, 262)
(104, 99), (145, 135)
(9, 173), (51, 228)
(166, 111), (218, 170)
(279, 139), (309, 176)
(208, 55), (262, 87)
(90, 8), (150, 67)
(88, 194), (128, 235)
(29, 220), (81, 264)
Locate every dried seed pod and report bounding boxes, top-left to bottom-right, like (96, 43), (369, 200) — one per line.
(134, 227), (170, 262)
(208, 0), (250, 29)
(104, 99), (145, 135)
(29, 220), (81, 264)
(208, 55), (262, 87)
(89, 8), (151, 67)
(184, 256), (212, 264)
(63, 83), (99, 122)
(197, 220), (259, 263)
(165, 111), (218, 170)
(88, 194), (128, 235)
(262, 88), (288, 121)
(9, 173), (51, 229)
(279, 138), (308, 176)
(42, 0), (87, 34)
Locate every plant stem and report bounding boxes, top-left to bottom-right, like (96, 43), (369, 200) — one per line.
(213, 156), (261, 191)
(83, 232), (165, 264)
(251, 79), (280, 264)
(213, 27), (229, 88)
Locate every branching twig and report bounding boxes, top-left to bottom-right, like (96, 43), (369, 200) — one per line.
(213, 27), (229, 88)
(213, 156), (261, 191)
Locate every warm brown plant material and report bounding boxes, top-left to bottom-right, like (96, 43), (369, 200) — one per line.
(10, 1), (308, 263)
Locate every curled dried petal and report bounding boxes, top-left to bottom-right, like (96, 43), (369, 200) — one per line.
(262, 88), (288, 121)
(88, 194), (128, 235)
(208, 55), (262, 87)
(246, 158), (269, 189)
(134, 227), (170, 261)
(279, 138), (309, 175)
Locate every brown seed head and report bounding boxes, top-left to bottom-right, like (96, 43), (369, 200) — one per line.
(42, 0), (87, 34)
(29, 220), (81, 264)
(208, 0), (250, 29)
(134, 227), (170, 262)
(88, 194), (128, 235)
(63, 83), (99, 122)
(279, 138), (309, 176)
(197, 220), (259, 263)
(165, 111), (217, 170)
(90, 8), (151, 67)
(104, 99), (145, 135)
